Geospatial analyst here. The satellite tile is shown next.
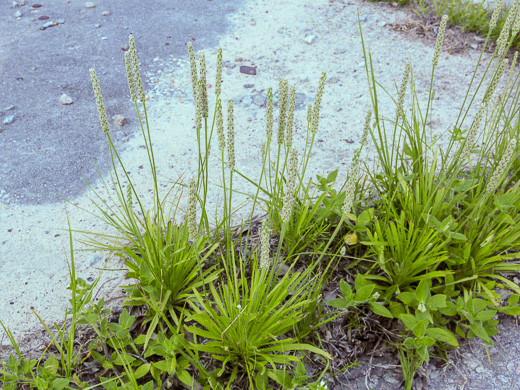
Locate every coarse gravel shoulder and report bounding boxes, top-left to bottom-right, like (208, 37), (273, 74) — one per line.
(2, 0), (520, 388)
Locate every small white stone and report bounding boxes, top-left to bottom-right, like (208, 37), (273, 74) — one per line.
(59, 94), (74, 105)
(85, 2), (96, 8)
(95, 23), (101, 28)
(102, 11), (110, 16)
(304, 35), (316, 44)
(14, 10), (22, 18)
(113, 114), (128, 126)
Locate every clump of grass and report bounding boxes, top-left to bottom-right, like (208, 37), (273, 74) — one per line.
(2, 3), (520, 389)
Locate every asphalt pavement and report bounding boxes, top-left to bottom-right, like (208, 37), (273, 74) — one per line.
(0, 0), (243, 205)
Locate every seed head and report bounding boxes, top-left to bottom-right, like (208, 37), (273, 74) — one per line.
(259, 220), (271, 269)
(89, 68), (110, 134)
(227, 99), (235, 171)
(215, 48), (223, 97)
(124, 52), (138, 103)
(433, 15), (449, 68)
(342, 161), (360, 217)
(360, 110), (371, 146)
(278, 79), (289, 145)
(129, 35), (146, 103)
(285, 86), (296, 149)
(312, 72), (327, 134)
(187, 178), (198, 241)
(484, 59), (508, 106)
(396, 61), (412, 119)
(460, 103), (487, 161)
(199, 52), (208, 118)
(281, 148), (298, 224)
(266, 87), (274, 141)
(496, 3), (517, 58)
(216, 100), (225, 152)
(486, 138), (518, 193)
(187, 42), (198, 101)
(513, 2), (520, 37)
(126, 185), (132, 208)
(195, 78), (203, 133)
(490, 0), (504, 32)
(260, 142), (266, 160)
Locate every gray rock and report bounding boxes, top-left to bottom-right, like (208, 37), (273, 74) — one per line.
(223, 60), (236, 69)
(327, 77), (340, 84)
(85, 2), (96, 8)
(12, 1), (20, 8)
(252, 94), (266, 107)
(102, 11), (110, 16)
(95, 23), (101, 28)
(14, 10), (22, 18)
(336, 46), (347, 54)
(113, 114), (128, 126)
(3, 116), (15, 125)
(243, 84), (254, 89)
(121, 44), (129, 51)
(304, 35), (316, 44)
(56, 19), (65, 24)
(359, 14), (368, 22)
(5, 105), (15, 111)
(59, 94), (74, 105)
(242, 96), (252, 107)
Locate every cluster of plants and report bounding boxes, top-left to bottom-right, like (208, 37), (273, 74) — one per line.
(2, 5), (520, 389)
(368, 0), (520, 50)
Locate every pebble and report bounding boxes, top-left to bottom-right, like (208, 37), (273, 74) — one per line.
(243, 84), (254, 88)
(102, 11), (110, 16)
(59, 94), (74, 105)
(39, 16), (49, 20)
(85, 2), (96, 8)
(95, 23), (101, 28)
(121, 44), (129, 51)
(252, 94), (265, 107)
(359, 14), (368, 22)
(242, 96), (253, 107)
(5, 105), (15, 111)
(3, 116), (15, 125)
(336, 46), (347, 54)
(223, 60), (236, 69)
(56, 19), (65, 24)
(12, 1), (19, 8)
(14, 11), (22, 18)
(113, 114), (128, 126)
(304, 35), (316, 44)
(327, 77), (340, 84)
(470, 43), (479, 50)
(239, 65), (257, 75)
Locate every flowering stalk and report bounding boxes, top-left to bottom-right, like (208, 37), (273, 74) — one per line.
(285, 86), (296, 149)
(278, 79), (289, 145)
(215, 48), (223, 97)
(496, 3), (517, 58)
(129, 35), (146, 104)
(396, 61), (412, 119)
(187, 42), (198, 101)
(312, 72), (327, 134)
(124, 52), (138, 104)
(187, 178), (198, 241)
(227, 99), (235, 171)
(486, 138), (518, 193)
(281, 148), (298, 224)
(199, 51), (208, 118)
(432, 15), (448, 69)
(490, 0), (504, 32)
(89, 69), (110, 134)
(460, 103), (487, 162)
(266, 87), (274, 142)
(483, 59), (508, 106)
(259, 220), (271, 269)
(216, 99), (225, 152)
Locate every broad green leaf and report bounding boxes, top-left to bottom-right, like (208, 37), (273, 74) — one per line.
(476, 310), (496, 322)
(413, 320), (427, 338)
(429, 294), (447, 310)
(51, 378), (70, 390)
(450, 232), (467, 242)
(417, 336), (436, 347)
(400, 314), (417, 330)
(470, 322), (491, 343)
(507, 294), (520, 306)
(389, 301), (406, 317)
(355, 284), (375, 302)
(326, 298), (349, 309)
(344, 233), (358, 245)
(178, 370), (193, 386)
(397, 292), (417, 306)
(425, 327), (459, 347)
(417, 345), (430, 363)
(369, 302), (394, 318)
(134, 363), (151, 379)
(502, 306), (520, 316)
(340, 280), (353, 299)
(416, 279), (430, 303)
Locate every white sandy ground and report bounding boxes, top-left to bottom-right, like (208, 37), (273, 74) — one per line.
(0, 0), (516, 358)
